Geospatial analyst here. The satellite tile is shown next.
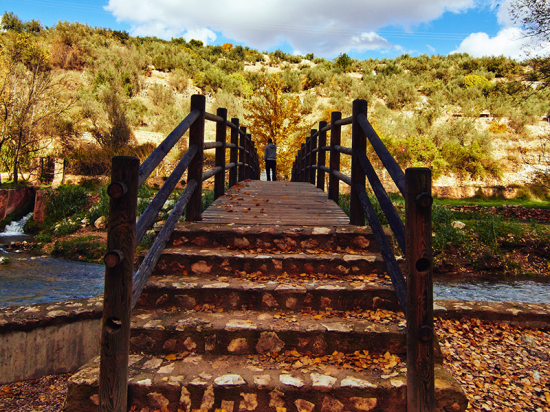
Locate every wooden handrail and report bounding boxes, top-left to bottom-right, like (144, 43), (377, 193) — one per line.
(357, 112), (406, 195)
(131, 179), (198, 308)
(290, 99), (433, 412)
(100, 95), (261, 412)
(135, 144), (198, 247)
(138, 109), (200, 187)
(204, 141), (223, 150)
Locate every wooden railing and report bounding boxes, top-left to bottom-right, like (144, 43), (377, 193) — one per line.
(98, 94), (260, 412)
(291, 99), (434, 412)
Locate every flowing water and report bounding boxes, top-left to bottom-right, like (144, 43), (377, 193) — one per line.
(0, 215), (549, 307)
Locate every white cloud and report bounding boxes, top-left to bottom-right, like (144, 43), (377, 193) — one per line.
(427, 44), (436, 53)
(451, 27), (527, 59)
(105, 0), (477, 56)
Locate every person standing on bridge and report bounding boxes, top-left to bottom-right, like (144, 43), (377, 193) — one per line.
(264, 138), (277, 181)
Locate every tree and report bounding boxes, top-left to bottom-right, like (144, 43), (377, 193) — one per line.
(245, 74), (311, 179)
(0, 32), (72, 183)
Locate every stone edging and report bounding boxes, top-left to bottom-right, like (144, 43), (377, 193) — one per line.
(1, 296), (549, 334)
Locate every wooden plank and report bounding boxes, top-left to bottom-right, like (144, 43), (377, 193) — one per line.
(202, 181), (349, 226)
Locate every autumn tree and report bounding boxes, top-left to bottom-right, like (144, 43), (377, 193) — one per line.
(245, 74), (311, 179)
(0, 31), (72, 183)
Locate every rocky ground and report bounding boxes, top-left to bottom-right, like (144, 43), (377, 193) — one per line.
(1, 318), (548, 412)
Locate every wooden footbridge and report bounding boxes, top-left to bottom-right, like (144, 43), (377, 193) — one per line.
(65, 95), (467, 412)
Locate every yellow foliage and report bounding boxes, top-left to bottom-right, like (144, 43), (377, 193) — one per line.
(245, 74), (312, 179)
(222, 43), (233, 51)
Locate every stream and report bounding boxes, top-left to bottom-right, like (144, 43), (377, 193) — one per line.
(1, 215), (549, 308)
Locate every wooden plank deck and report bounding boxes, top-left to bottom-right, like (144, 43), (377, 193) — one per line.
(201, 181), (350, 226)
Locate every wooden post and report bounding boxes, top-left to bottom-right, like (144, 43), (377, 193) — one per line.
(350, 100), (367, 226)
(246, 133), (252, 180)
(317, 121), (327, 191)
(406, 167), (434, 412)
(99, 156), (139, 412)
(309, 129), (317, 185)
(300, 143), (306, 182)
(185, 95), (206, 221)
(238, 127), (246, 182)
(229, 118), (239, 187)
(250, 139), (256, 180)
(329, 112), (342, 203)
(214, 108), (227, 200)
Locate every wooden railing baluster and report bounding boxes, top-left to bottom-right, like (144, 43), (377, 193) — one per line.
(229, 118), (239, 187)
(406, 168), (434, 412)
(317, 121), (327, 191)
(238, 127), (246, 182)
(214, 108), (227, 200)
(350, 100), (367, 226)
(185, 95), (206, 222)
(328, 111), (342, 203)
(309, 129), (317, 184)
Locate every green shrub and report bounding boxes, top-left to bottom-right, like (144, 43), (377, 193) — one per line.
(45, 185), (88, 225)
(54, 218), (81, 236)
(35, 233), (52, 243)
(463, 74), (491, 89)
(432, 205), (467, 250)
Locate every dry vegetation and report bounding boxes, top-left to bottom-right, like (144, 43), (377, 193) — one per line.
(1, 12), (550, 187)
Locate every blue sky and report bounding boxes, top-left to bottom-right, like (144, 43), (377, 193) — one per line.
(1, 0), (530, 60)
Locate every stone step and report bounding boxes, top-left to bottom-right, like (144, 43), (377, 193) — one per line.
(150, 247), (388, 278)
(167, 222), (392, 253)
(129, 308), (408, 357)
(136, 274), (400, 312)
(66, 353), (467, 412)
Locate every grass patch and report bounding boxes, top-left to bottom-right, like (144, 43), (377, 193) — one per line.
(51, 236), (106, 262)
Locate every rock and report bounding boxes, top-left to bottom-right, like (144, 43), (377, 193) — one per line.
(279, 374), (304, 388)
(262, 293), (279, 308)
(191, 261), (212, 274)
(180, 387), (192, 412)
(94, 216), (107, 229)
(341, 376), (377, 388)
(451, 221), (466, 229)
(321, 396), (344, 412)
(350, 397), (377, 411)
(214, 374), (246, 386)
(353, 235), (370, 249)
(239, 393), (258, 411)
(147, 392), (169, 410)
(295, 399), (315, 411)
(311, 373), (336, 391)
(253, 374), (271, 389)
(228, 338), (249, 353)
(256, 332), (285, 354)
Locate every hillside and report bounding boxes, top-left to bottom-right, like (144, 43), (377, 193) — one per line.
(1, 14), (550, 196)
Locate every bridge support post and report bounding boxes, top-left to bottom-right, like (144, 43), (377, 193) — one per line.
(229, 118), (239, 187)
(317, 121), (327, 191)
(186, 94), (206, 221)
(215, 108), (227, 200)
(309, 129), (317, 185)
(246, 133), (252, 180)
(350, 100), (367, 226)
(238, 127), (246, 182)
(300, 143), (306, 182)
(406, 167), (434, 412)
(99, 156), (139, 412)
(329, 112), (341, 203)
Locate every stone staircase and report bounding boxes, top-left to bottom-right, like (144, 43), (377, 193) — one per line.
(65, 223), (467, 412)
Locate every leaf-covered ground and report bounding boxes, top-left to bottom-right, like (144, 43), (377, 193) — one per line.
(436, 318), (550, 412)
(1, 319), (548, 411)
